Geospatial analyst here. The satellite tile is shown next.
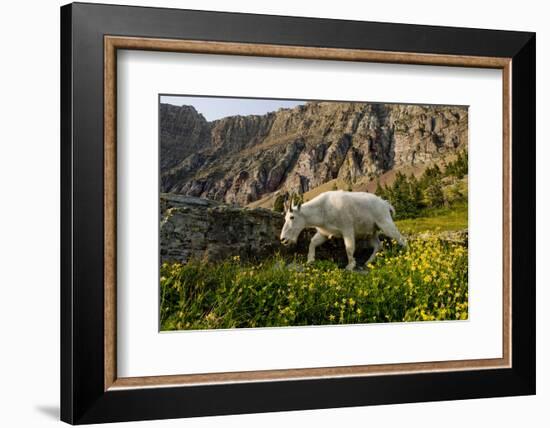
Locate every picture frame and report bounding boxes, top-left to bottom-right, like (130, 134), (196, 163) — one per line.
(60, 2), (535, 424)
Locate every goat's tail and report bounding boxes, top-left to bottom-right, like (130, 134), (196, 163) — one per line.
(386, 200), (396, 218)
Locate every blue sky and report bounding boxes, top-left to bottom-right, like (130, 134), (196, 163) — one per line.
(160, 95), (306, 121)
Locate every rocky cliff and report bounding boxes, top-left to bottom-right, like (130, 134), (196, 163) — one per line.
(161, 101), (468, 206)
(160, 104), (212, 171)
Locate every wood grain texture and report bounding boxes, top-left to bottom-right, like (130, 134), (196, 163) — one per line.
(502, 62), (513, 368)
(103, 36), (512, 390)
(104, 37), (117, 391)
(110, 357), (507, 389)
(106, 36), (511, 68)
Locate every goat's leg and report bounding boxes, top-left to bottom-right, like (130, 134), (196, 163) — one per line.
(307, 232), (327, 263)
(343, 233), (356, 271)
(365, 233), (381, 266)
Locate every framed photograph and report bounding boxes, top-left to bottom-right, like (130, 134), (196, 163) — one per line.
(60, 2), (535, 424)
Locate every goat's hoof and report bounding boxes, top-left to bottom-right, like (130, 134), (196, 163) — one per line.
(345, 263), (356, 271)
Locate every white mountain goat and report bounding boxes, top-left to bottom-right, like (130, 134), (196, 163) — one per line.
(280, 190), (406, 270)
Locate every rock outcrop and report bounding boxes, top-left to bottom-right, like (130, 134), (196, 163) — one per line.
(161, 101), (468, 206)
(160, 194), (285, 263)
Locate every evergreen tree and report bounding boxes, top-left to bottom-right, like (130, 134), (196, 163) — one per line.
(375, 178), (386, 199)
(409, 174), (424, 209)
(425, 181), (445, 207)
(386, 172), (420, 219)
(273, 194), (286, 213)
(420, 164), (442, 188)
(445, 150), (468, 179)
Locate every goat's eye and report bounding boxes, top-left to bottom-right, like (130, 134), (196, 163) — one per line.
(289, 216), (294, 220)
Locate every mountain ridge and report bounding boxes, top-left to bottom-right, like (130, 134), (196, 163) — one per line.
(160, 101), (468, 206)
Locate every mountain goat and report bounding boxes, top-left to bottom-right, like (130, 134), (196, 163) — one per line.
(280, 190), (406, 270)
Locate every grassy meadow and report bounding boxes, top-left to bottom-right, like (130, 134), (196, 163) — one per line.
(160, 235), (468, 330)
(395, 202), (467, 234)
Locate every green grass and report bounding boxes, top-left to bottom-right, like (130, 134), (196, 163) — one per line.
(160, 235), (468, 331)
(396, 202), (468, 235)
